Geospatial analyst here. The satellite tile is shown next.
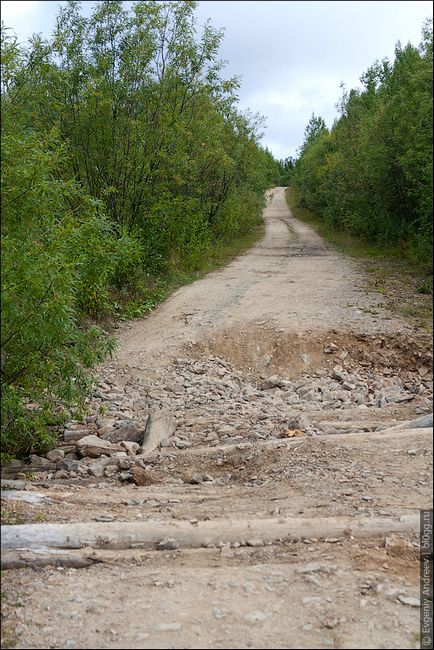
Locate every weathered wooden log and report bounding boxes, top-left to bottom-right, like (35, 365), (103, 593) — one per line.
(158, 426), (433, 458)
(1, 513), (420, 554)
(1, 546), (216, 569)
(1, 548), (101, 569)
(1, 463), (57, 477)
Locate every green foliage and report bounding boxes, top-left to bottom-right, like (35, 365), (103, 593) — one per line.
(1, 2), (279, 457)
(292, 19), (433, 269)
(278, 156), (295, 186)
(0, 124), (118, 456)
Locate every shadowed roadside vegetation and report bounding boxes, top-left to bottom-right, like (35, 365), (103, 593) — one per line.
(290, 19), (432, 271)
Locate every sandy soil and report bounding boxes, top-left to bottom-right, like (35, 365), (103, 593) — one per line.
(1, 188), (432, 650)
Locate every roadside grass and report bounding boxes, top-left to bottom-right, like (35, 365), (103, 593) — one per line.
(285, 187), (433, 332)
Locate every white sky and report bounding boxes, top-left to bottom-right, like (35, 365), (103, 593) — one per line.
(1, 0), (432, 159)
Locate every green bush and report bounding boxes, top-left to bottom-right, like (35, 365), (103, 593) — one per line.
(1, 127), (116, 456)
(292, 20), (433, 268)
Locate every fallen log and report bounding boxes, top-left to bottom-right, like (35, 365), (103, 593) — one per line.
(1, 463), (57, 478)
(1, 548), (101, 569)
(1, 544), (252, 570)
(1, 513), (420, 555)
(158, 426), (433, 458)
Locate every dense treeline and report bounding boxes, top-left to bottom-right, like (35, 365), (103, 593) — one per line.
(291, 19), (433, 266)
(1, 0), (281, 457)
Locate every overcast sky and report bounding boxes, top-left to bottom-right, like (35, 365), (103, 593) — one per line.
(1, 0), (432, 159)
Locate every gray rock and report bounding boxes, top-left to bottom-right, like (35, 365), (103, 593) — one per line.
(54, 470), (70, 479)
(406, 413), (433, 429)
(76, 435), (120, 458)
(157, 537), (179, 550)
(165, 383), (184, 395)
(88, 457), (112, 477)
(261, 375), (287, 390)
(104, 464), (120, 477)
(29, 454), (50, 467)
(110, 451), (128, 459)
(100, 421), (144, 444)
(121, 441), (140, 455)
(123, 499), (145, 506)
(56, 459), (81, 472)
(190, 473), (204, 484)
(64, 451), (79, 460)
(63, 429), (94, 442)
(261, 354), (272, 367)
(398, 595), (420, 607)
(142, 412), (177, 455)
(156, 623), (182, 631)
(245, 611), (267, 624)
(96, 418), (116, 429)
(63, 641), (77, 649)
(324, 343), (338, 354)
(45, 449), (65, 462)
(5, 459), (25, 470)
(173, 438), (190, 449)
(213, 473), (232, 485)
(246, 538), (264, 547)
(94, 514), (115, 522)
(332, 365), (345, 381)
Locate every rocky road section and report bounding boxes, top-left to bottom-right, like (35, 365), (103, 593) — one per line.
(1, 188), (432, 649)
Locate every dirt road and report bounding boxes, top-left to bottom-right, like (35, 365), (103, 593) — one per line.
(115, 187), (410, 370)
(1, 188), (432, 649)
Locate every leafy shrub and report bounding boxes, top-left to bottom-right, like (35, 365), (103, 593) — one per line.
(292, 20), (433, 268)
(1, 127), (116, 456)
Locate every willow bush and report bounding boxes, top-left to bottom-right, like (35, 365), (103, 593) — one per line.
(1, 2), (281, 457)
